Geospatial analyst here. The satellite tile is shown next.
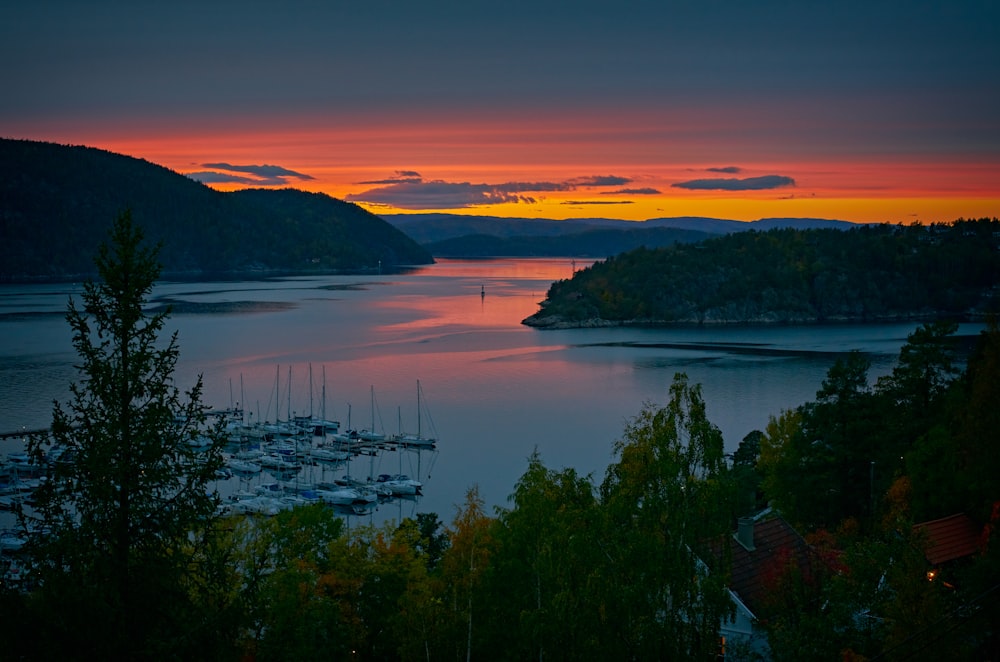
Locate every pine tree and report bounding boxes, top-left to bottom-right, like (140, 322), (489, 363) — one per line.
(21, 210), (229, 658)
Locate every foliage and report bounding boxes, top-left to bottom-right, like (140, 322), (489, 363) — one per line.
(733, 430), (766, 517)
(524, 220), (1000, 326)
(18, 210), (232, 658)
(757, 320), (1000, 658)
(597, 373), (735, 659)
(760, 321), (992, 531)
(436, 486), (497, 660)
(483, 450), (602, 659)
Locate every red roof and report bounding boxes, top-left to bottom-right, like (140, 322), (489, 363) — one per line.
(913, 513), (982, 566)
(725, 516), (811, 617)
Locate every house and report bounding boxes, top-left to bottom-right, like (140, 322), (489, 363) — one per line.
(715, 511), (987, 659)
(717, 510), (813, 659)
(913, 512), (982, 584)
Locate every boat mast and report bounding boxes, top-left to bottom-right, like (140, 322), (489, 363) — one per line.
(321, 365), (327, 421)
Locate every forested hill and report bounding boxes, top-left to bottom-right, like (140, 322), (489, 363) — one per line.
(0, 139), (432, 281)
(523, 221), (1000, 328)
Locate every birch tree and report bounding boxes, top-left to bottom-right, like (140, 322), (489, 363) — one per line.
(597, 373), (735, 659)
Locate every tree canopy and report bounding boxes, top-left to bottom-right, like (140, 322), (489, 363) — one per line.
(524, 220), (1000, 327)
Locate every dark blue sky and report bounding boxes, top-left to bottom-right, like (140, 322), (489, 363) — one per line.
(2, 1), (998, 222)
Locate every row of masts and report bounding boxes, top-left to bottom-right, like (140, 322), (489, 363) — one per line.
(216, 364), (436, 449)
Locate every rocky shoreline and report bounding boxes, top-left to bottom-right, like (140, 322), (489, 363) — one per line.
(521, 310), (986, 329)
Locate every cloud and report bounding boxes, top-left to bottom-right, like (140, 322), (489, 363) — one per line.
(671, 174), (796, 191)
(186, 171), (264, 185)
(602, 187), (661, 195)
(189, 162), (315, 186)
(345, 180), (538, 209)
(567, 175), (632, 187)
(345, 172), (636, 209)
(561, 200), (635, 205)
(707, 166), (743, 174)
(356, 170), (424, 185)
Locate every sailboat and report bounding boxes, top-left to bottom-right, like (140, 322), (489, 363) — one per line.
(303, 365), (341, 436)
(357, 385), (385, 442)
(393, 380), (437, 449)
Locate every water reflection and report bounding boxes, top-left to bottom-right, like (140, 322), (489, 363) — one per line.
(0, 259), (982, 522)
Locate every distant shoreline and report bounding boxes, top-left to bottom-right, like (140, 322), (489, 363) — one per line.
(521, 312), (991, 330)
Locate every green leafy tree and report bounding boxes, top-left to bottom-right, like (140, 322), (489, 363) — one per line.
(392, 515), (451, 660)
(952, 318), (1000, 517)
(876, 320), (961, 472)
(20, 211), (229, 659)
(762, 352), (886, 529)
(878, 320), (960, 411)
(759, 408), (805, 522)
(597, 373), (735, 659)
(733, 429), (765, 517)
(408, 511), (450, 570)
(438, 486), (496, 661)
(485, 449), (601, 659)
(238, 505), (379, 660)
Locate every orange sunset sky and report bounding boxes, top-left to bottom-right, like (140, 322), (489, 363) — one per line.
(2, 1), (998, 225)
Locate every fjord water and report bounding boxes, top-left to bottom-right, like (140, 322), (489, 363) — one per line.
(0, 258), (983, 521)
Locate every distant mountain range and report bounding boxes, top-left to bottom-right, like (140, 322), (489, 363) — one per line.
(0, 139), (432, 281)
(381, 213), (858, 257)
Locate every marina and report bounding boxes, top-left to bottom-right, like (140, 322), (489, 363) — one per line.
(0, 376), (439, 527)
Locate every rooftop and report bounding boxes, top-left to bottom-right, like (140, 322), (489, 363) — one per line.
(913, 513), (982, 566)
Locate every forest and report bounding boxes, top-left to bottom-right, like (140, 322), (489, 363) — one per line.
(0, 138), (432, 280)
(524, 219), (1000, 328)
(1, 213), (998, 660)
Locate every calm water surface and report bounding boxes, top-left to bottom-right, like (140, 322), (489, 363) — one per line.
(0, 258), (984, 523)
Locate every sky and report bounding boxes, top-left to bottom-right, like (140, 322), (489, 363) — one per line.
(2, 0), (998, 224)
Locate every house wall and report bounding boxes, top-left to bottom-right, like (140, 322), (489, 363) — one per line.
(720, 589), (770, 660)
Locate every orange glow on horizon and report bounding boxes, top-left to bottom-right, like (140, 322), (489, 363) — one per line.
(6, 109), (998, 225)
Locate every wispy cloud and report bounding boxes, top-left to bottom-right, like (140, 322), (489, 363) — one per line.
(561, 200), (635, 205)
(672, 174), (795, 191)
(566, 175), (632, 187)
(187, 162), (315, 186)
(346, 172), (636, 209)
(602, 187), (661, 195)
(356, 170), (424, 185)
(707, 166), (743, 174)
(346, 180), (539, 208)
(186, 171), (264, 185)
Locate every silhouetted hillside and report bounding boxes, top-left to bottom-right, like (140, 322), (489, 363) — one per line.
(0, 139), (432, 281)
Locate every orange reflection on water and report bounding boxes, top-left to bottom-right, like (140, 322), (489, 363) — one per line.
(374, 291), (534, 333)
(407, 257), (591, 281)
(377, 258), (592, 334)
